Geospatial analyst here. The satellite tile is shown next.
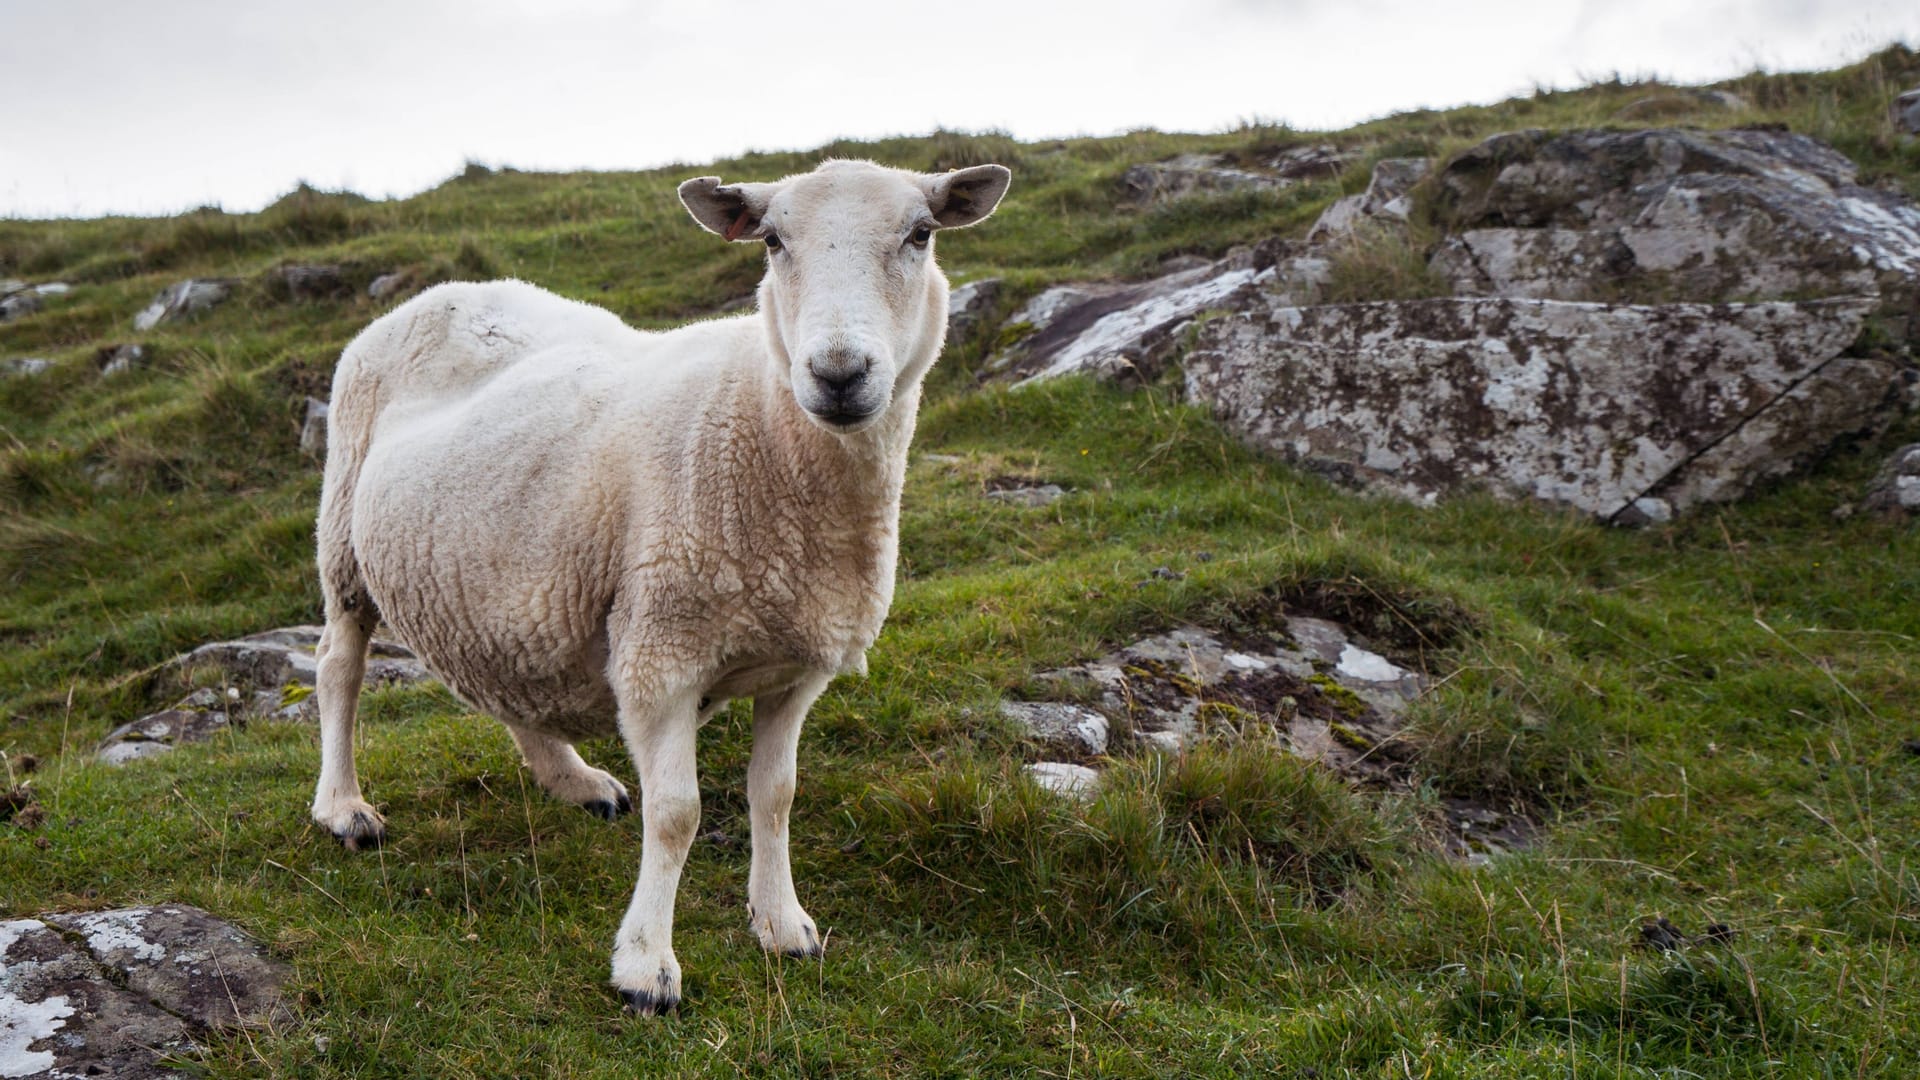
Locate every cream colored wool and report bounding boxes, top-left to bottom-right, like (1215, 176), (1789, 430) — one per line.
(309, 159), (1010, 1014)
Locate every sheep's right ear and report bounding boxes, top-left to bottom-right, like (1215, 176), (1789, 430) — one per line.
(679, 177), (777, 241)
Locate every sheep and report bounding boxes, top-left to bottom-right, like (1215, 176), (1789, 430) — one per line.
(309, 158), (1012, 1015)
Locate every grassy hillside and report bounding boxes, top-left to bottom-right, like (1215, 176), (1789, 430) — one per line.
(3, 46), (1919, 1078)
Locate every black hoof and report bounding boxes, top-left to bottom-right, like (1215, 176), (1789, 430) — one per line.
(619, 986), (679, 1017)
(334, 813), (386, 852)
(584, 790), (633, 821)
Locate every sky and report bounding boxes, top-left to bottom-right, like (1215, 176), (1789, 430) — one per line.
(2, 0), (1916, 219)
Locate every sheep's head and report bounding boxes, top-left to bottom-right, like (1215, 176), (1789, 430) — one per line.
(679, 159), (1010, 434)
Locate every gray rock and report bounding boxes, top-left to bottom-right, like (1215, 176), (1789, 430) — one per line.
(95, 344), (146, 377)
(984, 483), (1064, 508)
(133, 279), (235, 330)
(1023, 762), (1101, 800)
(1184, 294), (1896, 520)
(1119, 153), (1288, 204)
(2, 358), (51, 377)
(947, 278), (1002, 340)
(1, 907), (289, 1079)
(1862, 442), (1920, 515)
(101, 626), (429, 764)
(300, 397), (330, 457)
(0, 289), (41, 323)
(999, 701), (1109, 757)
(367, 272), (412, 300)
(268, 264), (349, 301)
(1893, 86), (1920, 135)
(990, 257), (1278, 385)
(1268, 144), (1356, 181)
(1427, 129), (1920, 328)
(1306, 157), (1431, 242)
(1614, 88), (1748, 121)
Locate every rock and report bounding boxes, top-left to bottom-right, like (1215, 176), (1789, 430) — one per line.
(94, 344), (146, 376)
(1614, 496), (1675, 529)
(1, 906), (289, 1079)
(300, 397), (330, 456)
(1023, 762), (1101, 800)
(1893, 87), (1920, 135)
(100, 626), (430, 764)
(2, 358), (51, 377)
(947, 278), (1002, 341)
(1184, 294), (1900, 520)
(133, 279), (235, 331)
(97, 690), (233, 765)
(268, 264), (350, 301)
(989, 254), (1279, 385)
(999, 701), (1109, 757)
(1427, 128), (1920, 328)
(1614, 88), (1748, 121)
(1862, 442), (1920, 515)
(1268, 144), (1356, 181)
(367, 272), (412, 300)
(0, 289), (41, 323)
(984, 483), (1064, 508)
(1306, 157), (1431, 242)
(1119, 153), (1288, 204)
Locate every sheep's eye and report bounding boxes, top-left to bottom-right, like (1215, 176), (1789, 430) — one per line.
(765, 233), (782, 251)
(908, 225), (933, 247)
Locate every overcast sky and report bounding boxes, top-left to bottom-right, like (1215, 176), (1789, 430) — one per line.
(2, 0), (1915, 219)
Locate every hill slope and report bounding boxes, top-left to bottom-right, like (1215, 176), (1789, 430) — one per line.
(3, 47), (1919, 1078)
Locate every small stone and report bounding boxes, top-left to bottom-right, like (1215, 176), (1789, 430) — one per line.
(984, 483), (1064, 508)
(999, 701), (1109, 757)
(0, 288), (42, 322)
(301, 397), (330, 457)
(1024, 762), (1101, 800)
(368, 272), (412, 300)
(1, 357), (51, 377)
(134, 278), (235, 330)
(95, 343), (146, 376)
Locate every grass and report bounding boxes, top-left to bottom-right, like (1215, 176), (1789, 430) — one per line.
(4, 44), (1920, 1079)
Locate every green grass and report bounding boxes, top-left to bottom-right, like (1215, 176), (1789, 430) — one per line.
(4, 45), (1920, 1079)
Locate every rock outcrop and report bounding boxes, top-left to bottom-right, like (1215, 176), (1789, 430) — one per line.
(1185, 295), (1900, 520)
(0, 906), (289, 1079)
(1862, 443), (1920, 515)
(1, 281), (67, 323)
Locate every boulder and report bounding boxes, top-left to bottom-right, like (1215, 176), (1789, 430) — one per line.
(1306, 157), (1430, 242)
(983, 482), (1064, 508)
(1, 906), (289, 1079)
(0, 288), (41, 323)
(1268, 144), (1357, 181)
(1183, 295), (1902, 520)
(133, 279), (235, 330)
(1023, 762), (1101, 800)
(300, 397), (330, 456)
(1427, 128), (1920, 331)
(1614, 88), (1748, 121)
(1862, 442), (1920, 515)
(1894, 87), (1920, 135)
(97, 689), (234, 766)
(2, 358), (51, 377)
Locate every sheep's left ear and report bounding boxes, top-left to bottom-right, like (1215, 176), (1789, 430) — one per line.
(680, 177), (779, 241)
(923, 164), (1012, 229)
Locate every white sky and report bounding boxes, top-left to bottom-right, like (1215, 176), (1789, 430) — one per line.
(2, 0), (1915, 219)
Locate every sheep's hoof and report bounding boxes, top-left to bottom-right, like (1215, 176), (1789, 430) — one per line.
(618, 970), (680, 1017)
(749, 903), (824, 958)
(583, 789), (633, 822)
(782, 932), (824, 960)
(334, 811), (387, 852)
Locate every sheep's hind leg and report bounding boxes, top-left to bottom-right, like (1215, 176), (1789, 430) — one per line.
(311, 611), (385, 850)
(610, 687), (703, 1016)
(746, 673), (831, 958)
(504, 723), (632, 821)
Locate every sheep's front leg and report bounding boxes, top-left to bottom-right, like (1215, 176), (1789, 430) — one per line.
(747, 673), (831, 957)
(611, 688), (702, 1016)
(311, 612), (385, 850)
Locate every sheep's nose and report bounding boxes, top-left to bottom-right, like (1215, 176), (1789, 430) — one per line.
(809, 353), (871, 400)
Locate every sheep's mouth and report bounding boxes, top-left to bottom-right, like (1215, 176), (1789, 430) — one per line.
(807, 406), (880, 432)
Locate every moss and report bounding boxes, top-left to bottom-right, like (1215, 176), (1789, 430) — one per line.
(1308, 674), (1372, 719)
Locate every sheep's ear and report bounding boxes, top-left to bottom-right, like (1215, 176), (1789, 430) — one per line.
(924, 164), (1012, 229)
(679, 177), (777, 241)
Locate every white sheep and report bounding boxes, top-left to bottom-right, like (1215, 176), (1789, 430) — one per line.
(310, 158), (1011, 1014)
